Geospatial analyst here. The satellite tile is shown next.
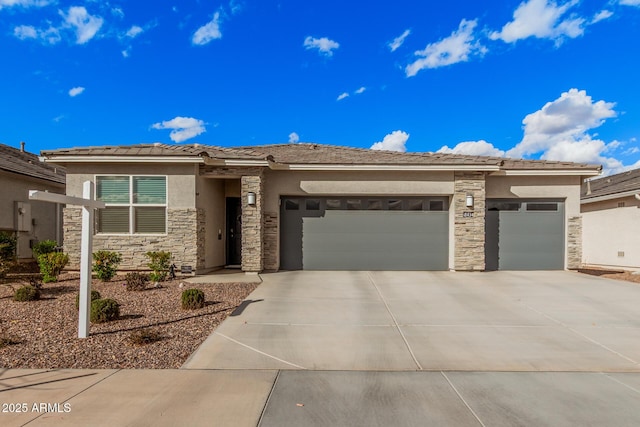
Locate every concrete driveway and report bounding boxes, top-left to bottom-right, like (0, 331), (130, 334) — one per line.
(183, 270), (640, 372)
(5, 271), (640, 427)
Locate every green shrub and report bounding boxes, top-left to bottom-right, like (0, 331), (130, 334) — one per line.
(92, 250), (122, 281)
(37, 252), (69, 283)
(90, 298), (120, 323)
(181, 288), (205, 310)
(146, 251), (171, 282)
(128, 328), (163, 345)
(0, 232), (17, 279)
(32, 240), (58, 258)
(75, 290), (102, 309)
(14, 285), (40, 302)
(125, 272), (149, 291)
(0, 232), (16, 259)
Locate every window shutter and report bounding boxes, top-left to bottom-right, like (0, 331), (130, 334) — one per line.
(135, 207), (166, 233)
(133, 177), (166, 204)
(97, 176), (130, 203)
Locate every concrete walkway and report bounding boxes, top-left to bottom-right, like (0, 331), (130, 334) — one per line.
(3, 271), (640, 426)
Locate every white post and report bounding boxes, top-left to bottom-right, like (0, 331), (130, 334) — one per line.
(78, 181), (94, 339)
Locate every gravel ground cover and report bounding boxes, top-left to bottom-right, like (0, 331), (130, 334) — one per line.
(578, 268), (640, 284)
(0, 273), (258, 369)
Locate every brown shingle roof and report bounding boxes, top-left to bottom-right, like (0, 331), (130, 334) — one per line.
(0, 143), (65, 184)
(582, 168), (640, 200)
(42, 142), (601, 171)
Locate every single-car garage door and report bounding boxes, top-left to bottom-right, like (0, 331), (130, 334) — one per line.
(486, 199), (565, 270)
(280, 197), (449, 271)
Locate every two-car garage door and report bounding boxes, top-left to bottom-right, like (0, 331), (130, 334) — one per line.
(280, 197), (449, 271)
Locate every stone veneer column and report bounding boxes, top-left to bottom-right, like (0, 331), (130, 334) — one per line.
(241, 175), (264, 272)
(263, 212), (278, 271)
(567, 216), (582, 269)
(454, 171), (486, 271)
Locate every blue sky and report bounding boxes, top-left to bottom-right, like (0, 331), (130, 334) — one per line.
(1, 0), (640, 174)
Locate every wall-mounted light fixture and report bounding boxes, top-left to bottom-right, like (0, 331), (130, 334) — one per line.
(247, 192), (256, 206)
(465, 194), (474, 208)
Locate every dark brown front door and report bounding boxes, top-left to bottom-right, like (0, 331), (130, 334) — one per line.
(226, 197), (242, 266)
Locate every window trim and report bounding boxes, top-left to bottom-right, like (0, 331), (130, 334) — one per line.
(95, 174), (168, 235)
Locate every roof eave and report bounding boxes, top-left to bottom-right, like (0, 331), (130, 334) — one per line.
(581, 189), (640, 204)
(43, 155), (205, 164)
(270, 164), (501, 171)
(491, 169), (602, 176)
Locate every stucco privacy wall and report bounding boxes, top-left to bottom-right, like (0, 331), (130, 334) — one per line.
(63, 163), (202, 270)
(582, 196), (640, 269)
(0, 171), (64, 259)
(485, 175), (583, 269)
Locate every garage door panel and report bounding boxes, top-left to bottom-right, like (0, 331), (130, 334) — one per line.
(493, 201), (564, 270)
(302, 211), (448, 271)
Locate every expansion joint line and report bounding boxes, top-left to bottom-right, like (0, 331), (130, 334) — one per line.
(366, 272), (423, 370)
(214, 332), (307, 370)
(441, 372), (486, 427)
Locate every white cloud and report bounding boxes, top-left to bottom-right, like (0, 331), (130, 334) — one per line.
(14, 24), (61, 44)
(121, 48), (130, 58)
(354, 87), (366, 94)
(192, 11), (222, 45)
(405, 19), (486, 76)
(371, 130), (409, 152)
(337, 92), (349, 101)
(0, 0), (50, 10)
(503, 89), (626, 172)
(126, 25), (143, 38)
(68, 86), (85, 97)
(111, 7), (124, 18)
(438, 140), (506, 157)
(61, 6), (104, 45)
(490, 0), (586, 45)
(288, 132), (299, 143)
(388, 29), (411, 52)
(620, 0), (640, 6)
(151, 116), (206, 143)
(591, 10), (613, 24)
(304, 36), (340, 56)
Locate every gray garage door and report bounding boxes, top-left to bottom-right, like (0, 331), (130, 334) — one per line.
(280, 197), (449, 271)
(486, 199), (565, 270)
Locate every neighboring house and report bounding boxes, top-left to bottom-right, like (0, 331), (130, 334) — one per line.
(0, 142), (66, 260)
(41, 143), (600, 273)
(581, 168), (640, 270)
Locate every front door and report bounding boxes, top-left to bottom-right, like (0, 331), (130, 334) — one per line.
(226, 197), (242, 266)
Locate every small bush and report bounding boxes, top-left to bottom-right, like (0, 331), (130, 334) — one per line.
(75, 290), (102, 309)
(14, 285), (40, 302)
(0, 335), (20, 348)
(125, 272), (149, 291)
(128, 329), (163, 345)
(32, 240), (58, 258)
(0, 232), (17, 279)
(37, 252), (69, 283)
(181, 288), (205, 310)
(146, 251), (171, 282)
(90, 298), (120, 323)
(92, 250), (122, 281)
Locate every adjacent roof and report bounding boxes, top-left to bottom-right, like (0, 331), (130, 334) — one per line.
(42, 142), (601, 173)
(0, 143), (65, 184)
(582, 168), (640, 201)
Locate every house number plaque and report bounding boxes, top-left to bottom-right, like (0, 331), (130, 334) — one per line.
(463, 211), (474, 218)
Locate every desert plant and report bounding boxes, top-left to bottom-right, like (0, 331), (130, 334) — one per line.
(145, 251), (171, 282)
(14, 285), (40, 302)
(75, 290), (102, 309)
(90, 298), (120, 323)
(181, 288), (205, 310)
(128, 328), (163, 345)
(125, 272), (149, 291)
(0, 232), (17, 279)
(37, 252), (69, 283)
(92, 250), (122, 281)
(32, 240), (58, 258)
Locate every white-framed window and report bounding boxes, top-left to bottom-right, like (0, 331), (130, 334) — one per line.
(95, 175), (167, 234)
